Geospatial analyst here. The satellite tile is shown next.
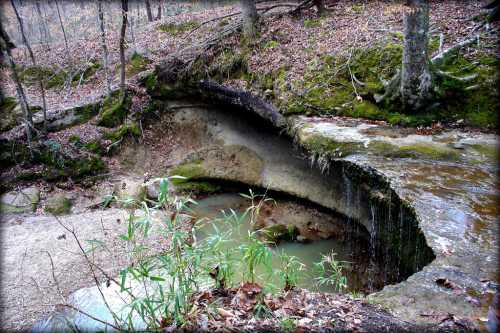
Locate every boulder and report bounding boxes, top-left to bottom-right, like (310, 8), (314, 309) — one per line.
(0, 186), (40, 214)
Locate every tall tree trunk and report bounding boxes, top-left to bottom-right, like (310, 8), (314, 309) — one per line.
(0, 23), (34, 158)
(313, 0), (326, 16)
(35, 1), (50, 48)
(400, 0), (432, 111)
(98, 0), (112, 98)
(156, 1), (162, 20)
(129, 16), (137, 53)
(241, 0), (258, 41)
(54, 0), (69, 55)
(12, 0), (48, 134)
(145, 0), (153, 22)
(119, 0), (128, 102)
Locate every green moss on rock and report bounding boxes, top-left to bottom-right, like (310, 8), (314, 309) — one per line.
(18, 65), (66, 89)
(96, 95), (131, 127)
(158, 21), (198, 35)
(302, 133), (363, 157)
(168, 161), (221, 192)
(126, 53), (152, 77)
(169, 161), (205, 184)
(369, 140), (460, 160)
(104, 122), (141, 142)
(45, 194), (72, 215)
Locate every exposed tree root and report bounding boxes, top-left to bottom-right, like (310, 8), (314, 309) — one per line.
(431, 35), (479, 66)
(375, 34), (482, 105)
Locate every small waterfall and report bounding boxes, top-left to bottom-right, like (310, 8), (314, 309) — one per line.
(368, 203), (377, 292)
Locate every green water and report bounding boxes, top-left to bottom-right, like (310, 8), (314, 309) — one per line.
(192, 193), (371, 293)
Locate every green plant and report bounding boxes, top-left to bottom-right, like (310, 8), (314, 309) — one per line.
(253, 302), (273, 319)
(277, 251), (305, 291)
(280, 317), (297, 332)
(313, 251), (348, 292)
(239, 231), (272, 283)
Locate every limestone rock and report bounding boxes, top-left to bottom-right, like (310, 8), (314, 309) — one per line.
(45, 194), (72, 215)
(0, 186), (40, 214)
(114, 178), (146, 205)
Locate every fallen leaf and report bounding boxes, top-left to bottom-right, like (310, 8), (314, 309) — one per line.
(217, 308), (235, 318)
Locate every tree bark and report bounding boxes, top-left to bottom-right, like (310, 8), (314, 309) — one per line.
(12, 0), (48, 134)
(98, 0), (112, 99)
(54, 0), (69, 55)
(145, 0), (153, 22)
(241, 0), (258, 41)
(400, 0), (432, 111)
(313, 0), (326, 16)
(0, 21), (34, 158)
(119, 0), (129, 102)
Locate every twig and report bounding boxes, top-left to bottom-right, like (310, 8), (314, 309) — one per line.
(43, 250), (66, 304)
(59, 304), (123, 331)
(53, 216), (124, 330)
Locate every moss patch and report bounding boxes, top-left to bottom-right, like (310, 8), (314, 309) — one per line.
(96, 95), (131, 128)
(126, 53), (152, 77)
(18, 65), (66, 89)
(158, 21), (198, 35)
(169, 161), (206, 184)
(168, 161), (221, 192)
(302, 133), (363, 157)
(103, 122), (141, 142)
(470, 144), (498, 159)
(0, 96), (19, 131)
(45, 194), (72, 215)
(369, 141), (461, 160)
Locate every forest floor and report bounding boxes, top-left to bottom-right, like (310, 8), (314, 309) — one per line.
(1, 1), (495, 127)
(0, 0), (497, 331)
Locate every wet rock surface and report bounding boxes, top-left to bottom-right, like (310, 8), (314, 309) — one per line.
(291, 116), (498, 324)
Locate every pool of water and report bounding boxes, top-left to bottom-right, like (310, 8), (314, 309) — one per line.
(192, 193), (372, 293)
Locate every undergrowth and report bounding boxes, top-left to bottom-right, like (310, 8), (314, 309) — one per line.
(77, 181), (348, 330)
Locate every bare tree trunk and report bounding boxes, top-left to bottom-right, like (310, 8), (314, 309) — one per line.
(35, 1), (50, 48)
(12, 0), (48, 134)
(119, 0), (128, 102)
(400, 0), (432, 111)
(129, 16), (137, 53)
(313, 0), (325, 16)
(241, 0), (258, 41)
(156, 0), (163, 20)
(145, 0), (153, 22)
(98, 0), (112, 98)
(0, 23), (34, 158)
(54, 0), (69, 55)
